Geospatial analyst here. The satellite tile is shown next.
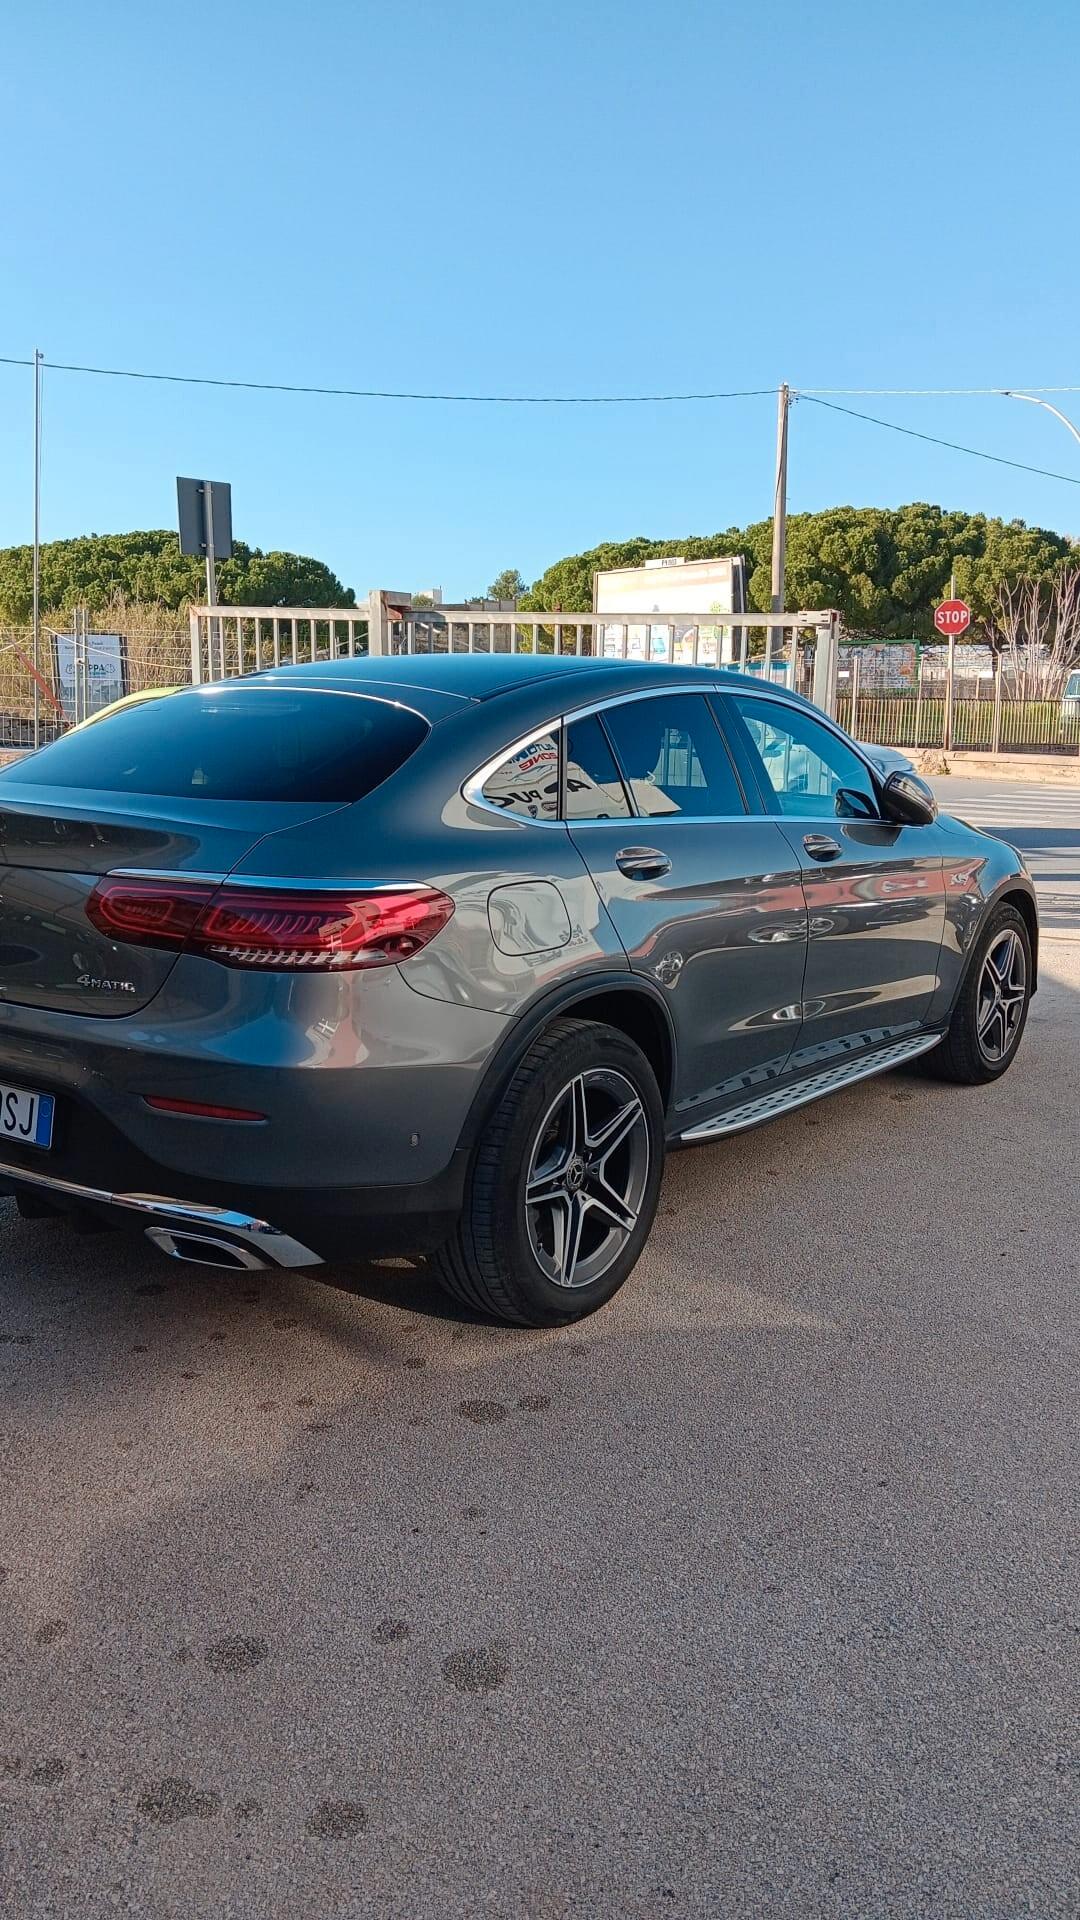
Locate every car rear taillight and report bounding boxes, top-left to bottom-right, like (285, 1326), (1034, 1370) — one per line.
(86, 878), (214, 949)
(87, 879), (455, 971)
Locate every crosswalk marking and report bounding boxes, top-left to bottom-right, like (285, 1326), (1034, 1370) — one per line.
(934, 786), (1080, 831)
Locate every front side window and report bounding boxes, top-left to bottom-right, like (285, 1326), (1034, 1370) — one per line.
(563, 714), (632, 819)
(480, 731), (561, 820)
(602, 693), (745, 819)
(729, 695), (877, 818)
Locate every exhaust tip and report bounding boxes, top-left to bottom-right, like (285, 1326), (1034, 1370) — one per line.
(145, 1226), (268, 1272)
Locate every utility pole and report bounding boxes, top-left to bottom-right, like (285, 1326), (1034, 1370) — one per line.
(32, 348), (43, 748)
(769, 383), (790, 683)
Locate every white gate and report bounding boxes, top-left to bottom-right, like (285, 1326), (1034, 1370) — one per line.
(189, 597), (841, 717)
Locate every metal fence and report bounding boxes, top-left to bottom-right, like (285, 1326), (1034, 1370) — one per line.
(837, 688), (1080, 755)
(0, 617), (191, 753)
(7, 605), (1078, 760)
(188, 606), (370, 683)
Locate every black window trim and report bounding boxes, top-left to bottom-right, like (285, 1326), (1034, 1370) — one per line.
(562, 710), (635, 822)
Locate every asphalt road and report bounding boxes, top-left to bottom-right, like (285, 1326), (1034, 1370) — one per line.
(2, 831), (1079, 1917)
(932, 776), (1080, 934)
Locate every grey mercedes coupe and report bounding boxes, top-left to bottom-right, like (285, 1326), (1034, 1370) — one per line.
(0, 654), (1037, 1326)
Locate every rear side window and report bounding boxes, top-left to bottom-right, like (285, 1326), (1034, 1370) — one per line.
(602, 693), (745, 818)
(0, 689), (429, 803)
(480, 731), (561, 820)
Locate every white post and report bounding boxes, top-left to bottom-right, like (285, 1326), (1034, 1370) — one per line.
(811, 614), (840, 718)
(368, 591), (390, 657)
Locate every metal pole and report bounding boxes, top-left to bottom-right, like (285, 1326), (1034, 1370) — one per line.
(992, 655), (1003, 754)
(32, 348), (43, 749)
(769, 383), (790, 682)
(914, 650), (924, 750)
(204, 481), (219, 677)
(944, 631), (956, 753)
(82, 608), (91, 720)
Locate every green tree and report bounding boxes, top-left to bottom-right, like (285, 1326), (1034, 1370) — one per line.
(522, 506), (1076, 640)
(0, 530), (355, 622)
(487, 567), (527, 602)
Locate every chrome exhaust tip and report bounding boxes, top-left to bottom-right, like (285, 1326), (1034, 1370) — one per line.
(144, 1226), (269, 1272)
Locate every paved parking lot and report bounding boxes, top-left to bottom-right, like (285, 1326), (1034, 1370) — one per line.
(1, 797), (1078, 1919)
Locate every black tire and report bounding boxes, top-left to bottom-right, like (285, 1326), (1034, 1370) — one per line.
(432, 1016), (665, 1327)
(926, 902), (1033, 1085)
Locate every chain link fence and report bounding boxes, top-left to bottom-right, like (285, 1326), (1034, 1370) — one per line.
(0, 611), (191, 755)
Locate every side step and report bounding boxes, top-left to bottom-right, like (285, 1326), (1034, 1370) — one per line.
(679, 1032), (942, 1143)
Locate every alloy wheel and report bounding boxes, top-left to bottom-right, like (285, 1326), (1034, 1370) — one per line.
(976, 929), (1027, 1064)
(524, 1068), (651, 1290)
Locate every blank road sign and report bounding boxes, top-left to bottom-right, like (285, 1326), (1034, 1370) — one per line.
(177, 477), (233, 559)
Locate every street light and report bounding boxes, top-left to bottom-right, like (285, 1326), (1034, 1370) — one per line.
(1000, 390), (1080, 447)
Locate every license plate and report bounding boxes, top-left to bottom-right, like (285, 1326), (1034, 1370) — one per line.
(0, 1083), (55, 1150)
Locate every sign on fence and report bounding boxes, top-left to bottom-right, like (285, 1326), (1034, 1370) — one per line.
(52, 632), (127, 718)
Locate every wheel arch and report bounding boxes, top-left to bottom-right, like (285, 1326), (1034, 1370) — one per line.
(457, 973), (677, 1154)
(998, 884), (1039, 992)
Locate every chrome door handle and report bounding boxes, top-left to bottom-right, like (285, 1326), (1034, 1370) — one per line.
(615, 846), (672, 880)
(803, 834), (842, 862)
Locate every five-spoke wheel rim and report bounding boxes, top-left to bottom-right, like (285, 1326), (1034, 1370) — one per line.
(524, 1069), (650, 1290)
(976, 929), (1027, 1064)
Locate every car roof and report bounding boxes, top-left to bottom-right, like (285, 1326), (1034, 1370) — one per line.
(250, 652), (803, 708)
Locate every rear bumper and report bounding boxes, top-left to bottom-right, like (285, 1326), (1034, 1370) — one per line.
(0, 960), (506, 1192)
(0, 1145), (469, 1264)
(0, 1158), (324, 1268)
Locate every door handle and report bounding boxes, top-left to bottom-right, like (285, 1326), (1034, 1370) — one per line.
(803, 834), (842, 862)
(615, 846), (672, 880)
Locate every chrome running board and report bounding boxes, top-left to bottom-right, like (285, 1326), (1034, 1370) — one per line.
(679, 1032), (942, 1143)
(0, 1159), (323, 1269)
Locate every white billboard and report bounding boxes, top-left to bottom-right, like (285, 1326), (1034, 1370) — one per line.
(593, 555), (746, 665)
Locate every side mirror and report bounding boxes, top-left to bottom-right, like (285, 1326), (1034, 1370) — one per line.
(881, 769), (938, 826)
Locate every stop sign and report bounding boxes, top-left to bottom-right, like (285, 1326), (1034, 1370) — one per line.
(934, 598), (971, 636)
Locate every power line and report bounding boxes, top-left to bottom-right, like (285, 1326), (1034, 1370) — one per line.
(802, 384), (1080, 396)
(3, 349), (1078, 484)
(3, 353), (1079, 402)
(799, 393), (1080, 486)
(0, 355), (773, 406)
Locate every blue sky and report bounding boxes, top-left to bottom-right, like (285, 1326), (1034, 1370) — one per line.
(2, 0), (1079, 600)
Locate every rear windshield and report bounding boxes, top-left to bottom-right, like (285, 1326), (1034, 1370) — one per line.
(0, 688), (429, 803)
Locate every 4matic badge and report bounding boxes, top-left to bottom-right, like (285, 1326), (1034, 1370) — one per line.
(76, 973), (137, 995)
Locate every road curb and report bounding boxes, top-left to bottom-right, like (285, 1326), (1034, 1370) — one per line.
(918, 751), (1080, 785)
